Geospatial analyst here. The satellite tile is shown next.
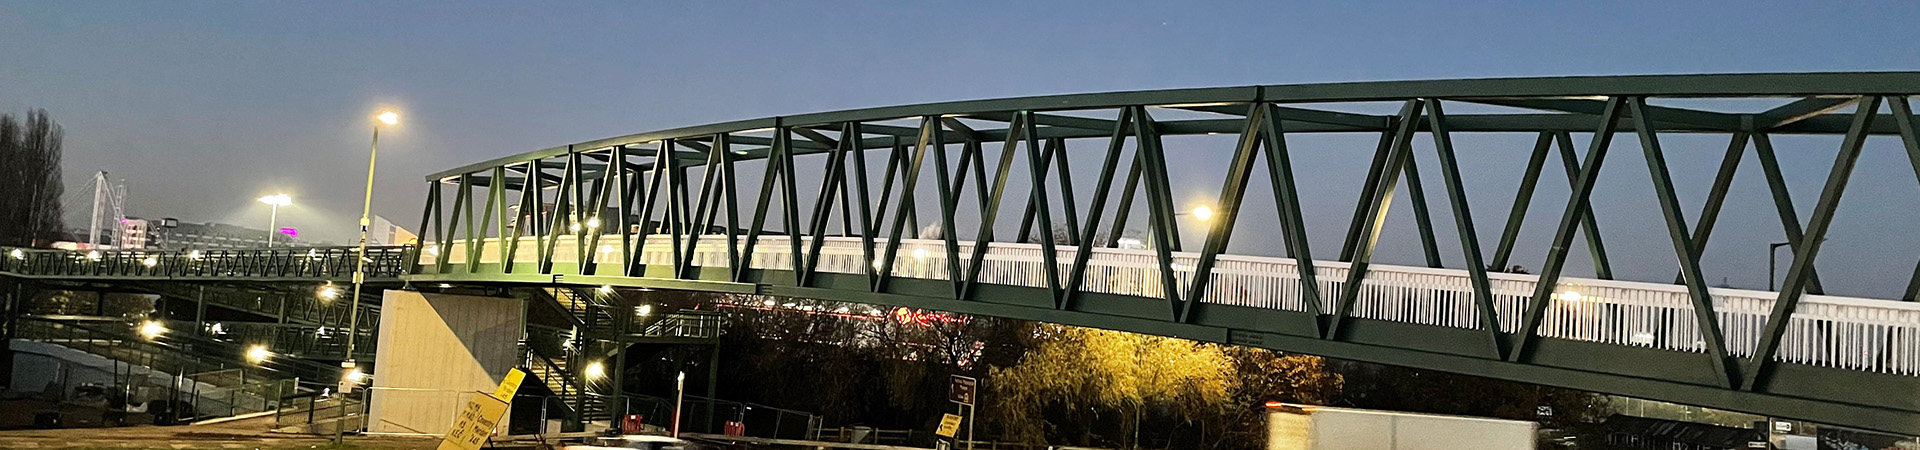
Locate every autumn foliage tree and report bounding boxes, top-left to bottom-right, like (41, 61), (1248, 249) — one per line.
(988, 325), (1338, 449)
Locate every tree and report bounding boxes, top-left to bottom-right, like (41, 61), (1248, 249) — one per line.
(989, 325), (1238, 447)
(0, 109), (65, 247)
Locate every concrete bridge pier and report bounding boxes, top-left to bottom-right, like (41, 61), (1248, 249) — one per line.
(367, 290), (522, 436)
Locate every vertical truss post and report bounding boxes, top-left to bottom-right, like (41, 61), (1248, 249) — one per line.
(1553, 132), (1615, 280)
(417, 180), (442, 275)
(1488, 133), (1554, 270)
(776, 126), (807, 286)
(1400, 143), (1443, 268)
(800, 125), (856, 287)
(680, 140), (728, 279)
(840, 124), (881, 286)
(1107, 153), (1144, 248)
(1747, 96), (1881, 390)
(875, 118), (941, 292)
(538, 150), (578, 274)
(926, 118), (967, 296)
(963, 112), (1043, 301)
(630, 146), (671, 276)
(662, 140), (693, 279)
(1186, 102), (1267, 320)
(1329, 99), (1425, 340)
(1670, 133), (1750, 284)
(1062, 107), (1136, 310)
(611, 146), (635, 276)
(437, 173), (471, 274)
(504, 160), (539, 273)
(1425, 100), (1506, 359)
(1750, 135), (1822, 293)
(1259, 103), (1326, 319)
(1630, 97), (1737, 388)
(1050, 138), (1083, 246)
(581, 156), (619, 275)
(1513, 98), (1623, 361)
(475, 166), (506, 274)
(1340, 130), (1397, 262)
(1132, 107), (1187, 318)
(1892, 98), (1920, 301)
(716, 135), (743, 276)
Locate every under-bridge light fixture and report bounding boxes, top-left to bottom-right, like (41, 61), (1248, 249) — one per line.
(141, 256), (158, 267)
(318, 283), (341, 301)
(598, 284), (614, 294)
(246, 344), (271, 364)
(137, 320), (166, 340)
(9, 249), (23, 259)
(584, 361), (606, 380)
(636, 304), (652, 316)
(586, 217), (600, 229)
(187, 250), (204, 261)
(86, 251), (101, 261)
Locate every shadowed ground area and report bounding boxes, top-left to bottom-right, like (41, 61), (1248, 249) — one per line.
(0, 422), (439, 449)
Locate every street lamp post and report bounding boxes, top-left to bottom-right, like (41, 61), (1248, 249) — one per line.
(258, 194), (291, 247)
(1768, 242), (1791, 291)
(672, 371), (687, 438)
(338, 111), (396, 443)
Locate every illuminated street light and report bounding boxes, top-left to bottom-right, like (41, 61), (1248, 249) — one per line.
(258, 194), (292, 247)
(137, 320), (167, 340)
(1191, 205), (1214, 221)
(344, 109), (400, 417)
(86, 251), (101, 261)
(246, 344), (271, 364)
(586, 217), (600, 229)
(317, 283), (340, 301)
(584, 361), (606, 380)
(1558, 290), (1583, 302)
(636, 304), (653, 316)
(187, 250), (204, 261)
(9, 249), (23, 259)
(141, 256), (158, 267)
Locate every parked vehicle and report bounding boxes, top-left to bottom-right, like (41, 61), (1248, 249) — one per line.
(1265, 403), (1538, 450)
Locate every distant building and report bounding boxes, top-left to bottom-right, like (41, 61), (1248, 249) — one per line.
(146, 219), (308, 249)
(369, 215), (417, 246)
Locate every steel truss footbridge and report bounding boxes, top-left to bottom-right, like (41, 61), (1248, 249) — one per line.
(8, 73), (1920, 433)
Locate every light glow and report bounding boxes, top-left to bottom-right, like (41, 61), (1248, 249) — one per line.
(1191, 205), (1214, 221)
(246, 344), (271, 364)
(8, 249), (23, 259)
(141, 256), (158, 267)
(318, 284), (340, 300)
(138, 320), (166, 340)
(377, 111), (399, 125)
(1559, 290), (1583, 302)
(257, 194), (292, 207)
(637, 304), (653, 316)
(584, 361), (606, 380)
(86, 251), (101, 261)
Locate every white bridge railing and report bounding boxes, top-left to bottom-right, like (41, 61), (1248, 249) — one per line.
(434, 234), (1920, 377)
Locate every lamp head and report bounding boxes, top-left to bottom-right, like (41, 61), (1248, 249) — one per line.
(377, 111), (399, 125)
(258, 194), (292, 206)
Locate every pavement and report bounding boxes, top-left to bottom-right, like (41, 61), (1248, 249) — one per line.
(0, 423), (444, 449)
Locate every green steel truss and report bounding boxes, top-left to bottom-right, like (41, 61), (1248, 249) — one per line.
(410, 73), (1920, 433)
(18, 72), (1920, 432)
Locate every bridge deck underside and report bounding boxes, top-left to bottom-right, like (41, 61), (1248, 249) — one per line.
(415, 234), (1920, 433)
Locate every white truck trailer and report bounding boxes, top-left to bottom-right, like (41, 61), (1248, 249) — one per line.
(1265, 403), (1538, 450)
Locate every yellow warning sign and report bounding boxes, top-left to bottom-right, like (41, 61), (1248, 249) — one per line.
(438, 394), (509, 450)
(437, 369), (525, 450)
(492, 368), (526, 400)
(935, 413), (963, 438)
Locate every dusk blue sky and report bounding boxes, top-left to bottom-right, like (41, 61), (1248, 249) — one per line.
(5, 2), (1920, 297)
